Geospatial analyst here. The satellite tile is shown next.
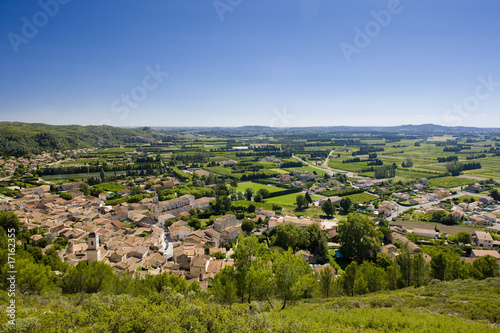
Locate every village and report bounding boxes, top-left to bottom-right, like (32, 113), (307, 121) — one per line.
(1, 147), (499, 288)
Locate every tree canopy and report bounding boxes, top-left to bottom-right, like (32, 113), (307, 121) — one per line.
(321, 199), (335, 217)
(0, 210), (21, 233)
(271, 223), (309, 252)
(337, 213), (382, 262)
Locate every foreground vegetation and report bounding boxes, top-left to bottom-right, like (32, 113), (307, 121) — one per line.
(1, 210), (499, 332)
(2, 276), (499, 332)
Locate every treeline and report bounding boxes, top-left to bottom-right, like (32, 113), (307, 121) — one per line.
(230, 164), (265, 173)
(172, 152), (214, 164)
(234, 151), (293, 158)
(253, 146), (280, 152)
(352, 145), (385, 156)
(280, 161), (303, 168)
(435, 141), (458, 146)
(266, 187), (302, 198)
(466, 154), (486, 160)
(437, 156), (458, 163)
(282, 142), (306, 151)
(343, 156), (381, 165)
(308, 151), (330, 158)
(367, 159), (383, 166)
(343, 157), (362, 163)
(374, 165), (396, 179)
(304, 142), (335, 147)
(443, 145), (471, 152)
(318, 188), (364, 197)
(462, 162), (482, 171)
(37, 162), (162, 176)
(240, 172), (272, 181)
(446, 161), (481, 176)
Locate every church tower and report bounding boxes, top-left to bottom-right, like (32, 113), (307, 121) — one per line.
(87, 231), (101, 262)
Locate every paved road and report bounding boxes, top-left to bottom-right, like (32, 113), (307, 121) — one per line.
(292, 155), (336, 176)
(292, 154), (361, 178)
(390, 191), (471, 219)
(165, 242), (173, 259)
(458, 174), (500, 184)
(322, 147), (344, 169)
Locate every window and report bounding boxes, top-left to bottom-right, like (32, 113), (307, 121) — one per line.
(91, 241), (94, 246)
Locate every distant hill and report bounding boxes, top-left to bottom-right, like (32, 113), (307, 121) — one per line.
(0, 122), (169, 156)
(153, 124), (500, 135)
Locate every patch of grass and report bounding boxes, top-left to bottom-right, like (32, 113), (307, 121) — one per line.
(236, 182), (284, 194)
(265, 193), (321, 206)
(395, 168), (442, 180)
(94, 182), (126, 192)
(427, 176), (476, 188)
(266, 306), (496, 332)
(269, 168), (289, 175)
(203, 166), (239, 178)
(345, 192), (378, 204)
(265, 278), (500, 332)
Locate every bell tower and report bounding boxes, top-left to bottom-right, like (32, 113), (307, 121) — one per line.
(87, 231), (101, 262)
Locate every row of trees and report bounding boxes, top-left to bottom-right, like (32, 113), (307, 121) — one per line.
(446, 161), (481, 176)
(213, 236), (321, 309)
(374, 164), (397, 179)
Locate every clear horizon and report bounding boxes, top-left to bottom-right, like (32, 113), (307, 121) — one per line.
(1, 1), (500, 128)
(3, 121), (500, 130)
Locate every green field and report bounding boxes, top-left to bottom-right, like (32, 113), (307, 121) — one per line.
(232, 200), (274, 211)
(427, 176), (476, 188)
(94, 182), (126, 192)
(394, 168), (442, 180)
(102, 147), (137, 153)
(463, 157), (500, 179)
(265, 193), (321, 206)
(269, 168), (289, 175)
(236, 182), (285, 194)
(203, 166), (237, 177)
(345, 192), (378, 204)
(325, 139), (500, 182)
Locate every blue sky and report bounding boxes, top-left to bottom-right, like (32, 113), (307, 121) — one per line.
(1, 0), (500, 128)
